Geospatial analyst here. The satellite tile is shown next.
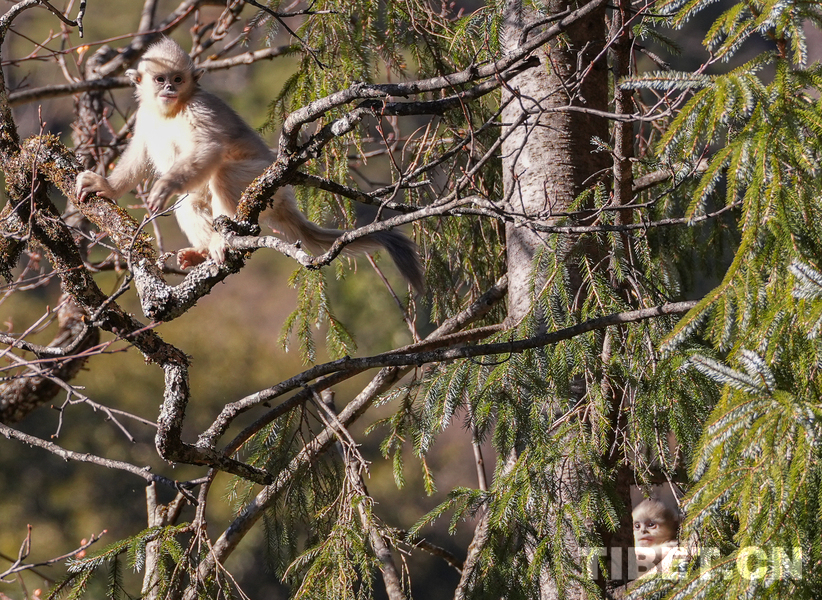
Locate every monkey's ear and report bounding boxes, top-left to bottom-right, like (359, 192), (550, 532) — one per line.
(193, 68), (205, 82)
(125, 69), (141, 85)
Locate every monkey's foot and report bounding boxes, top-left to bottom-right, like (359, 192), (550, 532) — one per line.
(177, 248), (208, 269)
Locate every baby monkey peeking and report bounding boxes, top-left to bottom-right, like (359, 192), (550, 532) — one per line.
(632, 497), (680, 572)
(76, 37), (423, 292)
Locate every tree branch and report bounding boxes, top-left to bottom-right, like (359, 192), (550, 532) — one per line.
(0, 526), (105, 581)
(8, 45), (294, 106)
(0, 421), (179, 488)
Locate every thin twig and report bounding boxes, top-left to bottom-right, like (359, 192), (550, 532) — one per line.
(0, 527), (105, 580)
(0, 422), (182, 489)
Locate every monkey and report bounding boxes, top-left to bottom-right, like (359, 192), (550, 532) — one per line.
(76, 37), (424, 292)
(632, 497), (680, 574)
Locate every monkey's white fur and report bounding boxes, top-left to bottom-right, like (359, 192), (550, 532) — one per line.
(76, 37), (423, 291)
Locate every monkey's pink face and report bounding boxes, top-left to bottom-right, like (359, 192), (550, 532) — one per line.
(633, 512), (677, 548)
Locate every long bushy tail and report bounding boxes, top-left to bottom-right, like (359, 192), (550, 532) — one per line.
(264, 188), (424, 293)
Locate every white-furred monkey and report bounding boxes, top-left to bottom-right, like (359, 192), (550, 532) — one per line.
(76, 37), (423, 292)
(632, 497), (680, 572)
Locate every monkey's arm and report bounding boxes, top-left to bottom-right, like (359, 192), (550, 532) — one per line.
(146, 138), (224, 213)
(76, 138), (149, 202)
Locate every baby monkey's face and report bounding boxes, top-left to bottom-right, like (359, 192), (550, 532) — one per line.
(632, 500), (677, 548)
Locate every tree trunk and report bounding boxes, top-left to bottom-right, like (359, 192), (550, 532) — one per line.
(502, 0), (609, 325)
(500, 0), (609, 597)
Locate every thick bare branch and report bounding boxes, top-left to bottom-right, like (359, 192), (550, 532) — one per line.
(9, 76), (129, 107)
(200, 298), (693, 450)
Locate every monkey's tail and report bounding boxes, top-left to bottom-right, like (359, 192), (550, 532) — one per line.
(264, 191), (425, 293)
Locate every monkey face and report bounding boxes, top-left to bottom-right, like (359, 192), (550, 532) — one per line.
(128, 39), (204, 117)
(632, 501), (678, 548)
(633, 515), (676, 547)
(154, 73), (186, 102)
(142, 68), (193, 116)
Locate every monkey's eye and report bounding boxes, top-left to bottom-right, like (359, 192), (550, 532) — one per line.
(155, 76), (166, 84)
(648, 521), (657, 528)
(633, 523), (641, 529)
(173, 76), (183, 84)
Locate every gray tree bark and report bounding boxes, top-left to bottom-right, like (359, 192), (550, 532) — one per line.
(500, 0), (609, 598)
(502, 0), (609, 324)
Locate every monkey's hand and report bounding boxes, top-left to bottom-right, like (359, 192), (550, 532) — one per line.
(146, 179), (177, 213)
(208, 237), (229, 264)
(76, 171), (115, 202)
